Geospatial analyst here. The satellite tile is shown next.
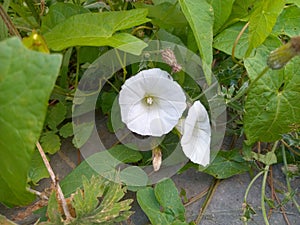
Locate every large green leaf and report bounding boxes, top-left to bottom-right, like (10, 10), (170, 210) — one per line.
(202, 149), (250, 179)
(244, 56), (300, 144)
(272, 5), (300, 37)
(41, 3), (89, 33)
(247, 0), (284, 54)
(0, 37), (62, 206)
(137, 179), (188, 225)
(178, 0), (214, 84)
(244, 36), (300, 143)
(208, 0), (235, 34)
(43, 9), (150, 55)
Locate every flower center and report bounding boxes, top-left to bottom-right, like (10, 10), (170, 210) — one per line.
(145, 96), (154, 105)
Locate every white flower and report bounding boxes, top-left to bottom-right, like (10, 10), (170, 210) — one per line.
(181, 101), (211, 166)
(119, 68), (186, 137)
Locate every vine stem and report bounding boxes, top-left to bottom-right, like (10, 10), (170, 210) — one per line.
(227, 66), (269, 104)
(261, 165), (270, 225)
(281, 142), (300, 213)
(243, 170), (265, 204)
(114, 49), (127, 82)
(232, 22), (249, 66)
(261, 141), (279, 225)
(36, 142), (72, 221)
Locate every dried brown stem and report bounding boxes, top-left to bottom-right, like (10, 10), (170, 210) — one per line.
(184, 187), (209, 207)
(36, 142), (72, 220)
(232, 22), (249, 66)
(0, 5), (21, 38)
(195, 179), (221, 224)
(267, 166), (291, 225)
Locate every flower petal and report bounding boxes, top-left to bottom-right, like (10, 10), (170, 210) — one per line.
(181, 101), (211, 166)
(119, 68), (186, 136)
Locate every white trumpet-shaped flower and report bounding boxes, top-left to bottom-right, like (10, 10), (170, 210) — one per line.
(181, 101), (211, 166)
(119, 68), (186, 137)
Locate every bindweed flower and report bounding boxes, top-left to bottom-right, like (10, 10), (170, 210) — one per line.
(119, 68), (186, 137)
(267, 36), (300, 70)
(180, 101), (211, 166)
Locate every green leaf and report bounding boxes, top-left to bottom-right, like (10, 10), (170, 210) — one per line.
(251, 152), (277, 165)
(72, 176), (105, 218)
(137, 179), (188, 225)
(207, 0), (235, 34)
(46, 102), (67, 130)
(135, 2), (187, 30)
(100, 91), (117, 115)
(28, 149), (49, 185)
(41, 3), (89, 33)
(72, 121), (94, 148)
(43, 9), (149, 55)
(155, 179), (186, 222)
(179, 0), (214, 84)
(272, 5), (300, 37)
(244, 36), (281, 80)
(247, 0), (285, 54)
(213, 22), (249, 59)
(60, 145), (143, 196)
(0, 37), (61, 206)
(202, 149), (250, 179)
(119, 166), (148, 187)
(244, 56), (300, 144)
(224, 0), (256, 26)
(44, 192), (63, 225)
(156, 29), (185, 46)
(59, 122), (73, 138)
(40, 132), (61, 154)
(77, 46), (101, 64)
(54, 176), (133, 225)
(137, 187), (171, 224)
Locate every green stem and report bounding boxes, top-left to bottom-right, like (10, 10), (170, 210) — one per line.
(105, 79), (119, 93)
(242, 170), (264, 225)
(261, 165), (270, 225)
(281, 143), (300, 213)
(227, 66), (269, 104)
(246, 66), (269, 93)
(243, 170), (265, 203)
(114, 49), (127, 82)
(75, 47), (80, 89)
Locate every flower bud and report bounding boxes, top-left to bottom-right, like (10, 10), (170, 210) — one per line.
(152, 147), (162, 172)
(161, 48), (182, 73)
(267, 36), (300, 70)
